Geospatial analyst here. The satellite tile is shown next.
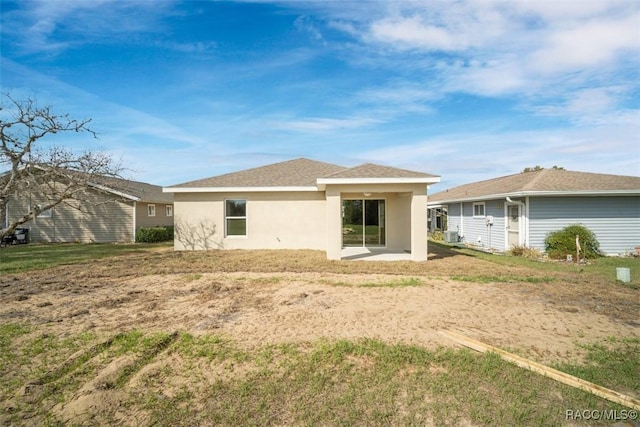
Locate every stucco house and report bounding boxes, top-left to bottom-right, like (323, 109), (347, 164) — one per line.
(163, 158), (440, 261)
(427, 168), (640, 255)
(4, 177), (174, 243)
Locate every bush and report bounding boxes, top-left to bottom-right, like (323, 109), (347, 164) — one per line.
(429, 230), (444, 242)
(509, 245), (542, 259)
(544, 224), (602, 259)
(136, 226), (174, 243)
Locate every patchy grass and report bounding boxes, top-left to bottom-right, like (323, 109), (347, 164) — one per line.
(1, 328), (637, 426)
(0, 242), (171, 274)
(451, 275), (556, 284)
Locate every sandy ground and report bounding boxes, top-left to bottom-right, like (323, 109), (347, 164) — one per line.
(2, 268), (638, 363)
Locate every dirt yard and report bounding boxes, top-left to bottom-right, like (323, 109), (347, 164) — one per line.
(2, 247), (638, 363)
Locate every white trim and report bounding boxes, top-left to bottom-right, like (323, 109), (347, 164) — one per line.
(472, 202), (485, 217)
(132, 201), (137, 241)
(165, 205), (173, 217)
(504, 202), (523, 249)
(317, 177), (440, 187)
(524, 196), (530, 247)
(164, 186), (318, 193)
(224, 198), (247, 237)
(147, 204), (156, 217)
(88, 182), (140, 201)
(428, 189), (640, 205)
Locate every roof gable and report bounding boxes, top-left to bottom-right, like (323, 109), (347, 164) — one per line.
(326, 163), (439, 179)
(429, 169), (640, 202)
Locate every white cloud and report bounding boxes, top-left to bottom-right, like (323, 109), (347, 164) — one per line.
(528, 12), (640, 74)
(3, 0), (177, 55)
(270, 116), (382, 132)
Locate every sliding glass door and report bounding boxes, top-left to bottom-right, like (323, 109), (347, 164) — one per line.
(342, 199), (385, 247)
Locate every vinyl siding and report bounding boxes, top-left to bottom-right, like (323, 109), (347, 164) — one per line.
(135, 202), (174, 229)
(529, 196), (640, 256)
(7, 192), (135, 243)
(453, 201), (503, 250)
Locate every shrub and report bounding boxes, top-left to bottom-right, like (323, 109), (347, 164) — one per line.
(544, 224), (602, 259)
(429, 230), (444, 242)
(509, 245), (542, 259)
(136, 226), (174, 243)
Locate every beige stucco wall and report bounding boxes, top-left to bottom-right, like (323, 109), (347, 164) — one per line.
(173, 191), (327, 251)
(173, 183), (429, 261)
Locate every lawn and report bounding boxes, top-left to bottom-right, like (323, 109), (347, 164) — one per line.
(0, 243), (638, 425)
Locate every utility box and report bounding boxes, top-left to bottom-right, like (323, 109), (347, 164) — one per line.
(616, 268), (631, 283)
(445, 230), (459, 243)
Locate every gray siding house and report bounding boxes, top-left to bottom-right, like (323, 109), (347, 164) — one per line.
(5, 178), (174, 243)
(428, 169), (640, 256)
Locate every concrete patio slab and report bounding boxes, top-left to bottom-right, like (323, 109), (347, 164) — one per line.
(341, 247), (412, 261)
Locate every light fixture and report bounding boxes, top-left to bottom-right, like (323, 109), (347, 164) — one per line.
(364, 192), (372, 197)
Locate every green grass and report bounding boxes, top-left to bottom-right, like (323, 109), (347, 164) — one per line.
(431, 241), (640, 286)
(1, 327), (637, 426)
(0, 242), (171, 274)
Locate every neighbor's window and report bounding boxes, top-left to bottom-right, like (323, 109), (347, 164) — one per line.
(473, 202), (485, 217)
(165, 205), (173, 217)
(225, 199), (246, 236)
(31, 204), (52, 218)
(38, 209), (52, 218)
(147, 204), (156, 217)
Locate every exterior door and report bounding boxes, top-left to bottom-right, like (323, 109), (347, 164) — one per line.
(342, 199), (385, 247)
(506, 204), (521, 248)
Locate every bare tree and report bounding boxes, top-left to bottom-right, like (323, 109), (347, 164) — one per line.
(0, 94), (123, 238)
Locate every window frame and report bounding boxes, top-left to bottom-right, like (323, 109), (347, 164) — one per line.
(147, 204), (156, 217)
(165, 205), (173, 217)
(225, 199), (247, 237)
(473, 202), (485, 218)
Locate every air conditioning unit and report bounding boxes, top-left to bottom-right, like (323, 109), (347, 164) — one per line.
(444, 230), (459, 243)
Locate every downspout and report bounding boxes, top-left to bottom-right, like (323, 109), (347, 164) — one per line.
(525, 196), (530, 247)
(459, 202), (464, 240)
(132, 201), (137, 243)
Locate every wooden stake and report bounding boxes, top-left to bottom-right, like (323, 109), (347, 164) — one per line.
(438, 330), (640, 411)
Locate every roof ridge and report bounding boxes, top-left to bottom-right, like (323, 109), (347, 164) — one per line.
(521, 169), (550, 191)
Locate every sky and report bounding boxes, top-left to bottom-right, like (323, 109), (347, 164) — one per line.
(1, 0), (639, 190)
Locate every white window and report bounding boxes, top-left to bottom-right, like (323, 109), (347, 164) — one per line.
(473, 202), (485, 217)
(225, 199), (246, 236)
(147, 204), (156, 217)
(165, 205), (173, 217)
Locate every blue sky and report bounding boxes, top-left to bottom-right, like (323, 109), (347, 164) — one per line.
(1, 0), (639, 189)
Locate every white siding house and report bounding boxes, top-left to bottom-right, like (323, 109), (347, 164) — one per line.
(428, 169), (640, 256)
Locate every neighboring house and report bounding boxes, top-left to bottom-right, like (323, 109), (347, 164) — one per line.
(163, 158), (440, 261)
(5, 178), (174, 243)
(427, 168), (640, 255)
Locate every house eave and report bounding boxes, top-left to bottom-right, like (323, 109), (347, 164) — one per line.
(88, 183), (140, 201)
(164, 186), (320, 193)
(427, 189), (640, 205)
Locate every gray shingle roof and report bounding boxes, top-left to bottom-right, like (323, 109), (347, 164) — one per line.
(429, 168), (640, 203)
(101, 177), (174, 203)
(172, 158), (347, 188)
(169, 158), (440, 189)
